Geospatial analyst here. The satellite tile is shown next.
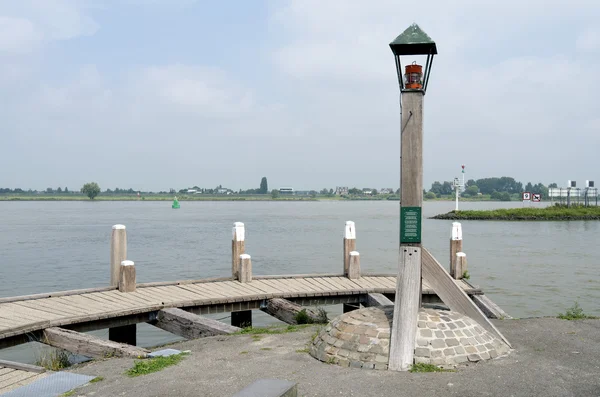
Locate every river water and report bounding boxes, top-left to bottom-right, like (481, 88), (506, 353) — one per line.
(1, 200), (598, 362)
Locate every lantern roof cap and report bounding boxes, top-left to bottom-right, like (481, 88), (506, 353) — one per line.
(390, 23), (437, 56)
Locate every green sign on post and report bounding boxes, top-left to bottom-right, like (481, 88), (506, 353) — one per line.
(400, 206), (422, 243)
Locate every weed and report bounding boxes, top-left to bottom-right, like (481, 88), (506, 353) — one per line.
(239, 351), (249, 354)
(35, 349), (72, 371)
(125, 353), (188, 377)
(296, 348), (310, 353)
(90, 376), (104, 383)
(251, 335), (262, 342)
(558, 302), (598, 320)
(260, 347), (272, 351)
(462, 270), (470, 280)
(409, 363), (453, 373)
(295, 308), (329, 324)
(234, 324), (313, 336)
(60, 391), (75, 397)
(326, 356), (337, 364)
(295, 309), (311, 324)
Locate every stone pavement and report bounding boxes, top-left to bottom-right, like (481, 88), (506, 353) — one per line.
(69, 317), (600, 397)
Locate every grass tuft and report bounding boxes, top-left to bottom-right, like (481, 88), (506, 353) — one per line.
(235, 324), (313, 336)
(409, 363), (453, 373)
(35, 349), (72, 371)
(90, 376), (104, 383)
(432, 204), (600, 221)
(125, 353), (188, 377)
(558, 301), (598, 320)
(296, 348), (310, 353)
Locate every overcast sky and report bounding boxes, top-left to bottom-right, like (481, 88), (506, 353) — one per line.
(1, 0), (599, 192)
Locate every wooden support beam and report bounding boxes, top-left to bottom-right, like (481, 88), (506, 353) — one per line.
(364, 293), (394, 307)
(231, 311), (252, 328)
(42, 327), (149, 358)
(232, 222), (245, 279)
(343, 221), (356, 277)
(239, 254), (252, 283)
(389, 246), (422, 371)
(421, 248), (510, 347)
(472, 295), (512, 319)
(152, 308), (240, 338)
(450, 222), (463, 277)
(454, 252), (467, 280)
(347, 251), (361, 279)
(260, 298), (324, 325)
(0, 360), (45, 374)
(119, 260), (136, 292)
(110, 225), (127, 287)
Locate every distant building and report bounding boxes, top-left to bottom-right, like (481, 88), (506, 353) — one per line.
(279, 187), (294, 195)
(216, 188), (231, 194)
(335, 186), (349, 195)
(187, 189), (197, 194)
(362, 189), (373, 196)
(380, 188), (393, 195)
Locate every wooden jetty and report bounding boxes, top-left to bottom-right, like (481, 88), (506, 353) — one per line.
(0, 222), (505, 360)
(0, 360), (47, 394)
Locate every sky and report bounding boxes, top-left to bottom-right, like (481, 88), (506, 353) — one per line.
(1, 0), (599, 192)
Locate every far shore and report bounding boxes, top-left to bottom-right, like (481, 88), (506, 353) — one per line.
(431, 205), (600, 221)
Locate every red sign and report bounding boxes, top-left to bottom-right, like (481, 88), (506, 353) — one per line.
(532, 193), (541, 202)
(522, 192), (531, 201)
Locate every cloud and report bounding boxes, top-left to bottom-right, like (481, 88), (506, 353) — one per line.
(0, 0), (98, 53)
(577, 27), (600, 52)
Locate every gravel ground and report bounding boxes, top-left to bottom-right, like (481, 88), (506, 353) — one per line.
(66, 317), (600, 397)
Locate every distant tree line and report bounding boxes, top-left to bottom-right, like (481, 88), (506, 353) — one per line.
(427, 176), (557, 201)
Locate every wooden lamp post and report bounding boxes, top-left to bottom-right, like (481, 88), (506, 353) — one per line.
(388, 23), (437, 371)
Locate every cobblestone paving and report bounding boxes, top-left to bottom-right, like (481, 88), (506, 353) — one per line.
(310, 306), (510, 370)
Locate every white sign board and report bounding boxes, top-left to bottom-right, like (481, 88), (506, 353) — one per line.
(522, 192), (531, 201)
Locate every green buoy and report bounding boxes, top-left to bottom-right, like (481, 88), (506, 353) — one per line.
(172, 196), (180, 209)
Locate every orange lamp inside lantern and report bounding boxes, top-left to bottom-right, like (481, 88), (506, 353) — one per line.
(404, 62), (423, 89)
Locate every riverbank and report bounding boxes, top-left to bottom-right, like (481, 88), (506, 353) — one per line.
(65, 317), (600, 397)
(0, 195), (321, 202)
(431, 206), (600, 221)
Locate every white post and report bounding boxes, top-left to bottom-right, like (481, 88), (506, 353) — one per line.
(232, 222), (245, 279)
(110, 225), (127, 287)
(347, 251), (361, 279)
(118, 260), (136, 293)
(450, 222), (463, 277)
(239, 254), (252, 283)
(343, 221), (356, 277)
(455, 252), (467, 280)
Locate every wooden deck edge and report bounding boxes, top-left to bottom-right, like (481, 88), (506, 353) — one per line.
(0, 286), (117, 304)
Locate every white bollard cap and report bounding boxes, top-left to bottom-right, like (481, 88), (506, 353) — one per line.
(451, 222), (462, 240)
(113, 224), (126, 230)
(239, 254), (251, 260)
(233, 222), (245, 241)
(349, 251), (360, 256)
(121, 260), (134, 266)
(456, 252), (466, 258)
(345, 221), (356, 239)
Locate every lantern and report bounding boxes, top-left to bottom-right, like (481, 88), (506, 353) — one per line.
(389, 24), (437, 94)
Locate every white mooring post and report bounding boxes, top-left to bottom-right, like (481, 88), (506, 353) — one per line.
(343, 221), (356, 277)
(347, 251), (361, 279)
(238, 254), (252, 283)
(232, 222), (245, 280)
(450, 222), (463, 278)
(454, 252), (467, 280)
(110, 225), (127, 287)
(118, 260), (136, 293)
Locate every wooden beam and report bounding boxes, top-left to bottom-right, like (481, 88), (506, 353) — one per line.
(347, 251), (361, 279)
(232, 222), (245, 279)
(454, 252), (467, 280)
(152, 308), (240, 338)
(110, 225), (127, 287)
(343, 221), (356, 277)
(421, 248), (510, 347)
(0, 359), (45, 373)
(364, 293), (394, 307)
(472, 295), (512, 319)
(389, 246), (422, 371)
(239, 254), (252, 283)
(450, 222), (463, 277)
(260, 298), (324, 325)
(42, 327), (149, 358)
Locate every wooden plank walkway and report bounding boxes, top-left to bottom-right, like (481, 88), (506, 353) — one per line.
(0, 275), (478, 347)
(0, 364), (47, 395)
